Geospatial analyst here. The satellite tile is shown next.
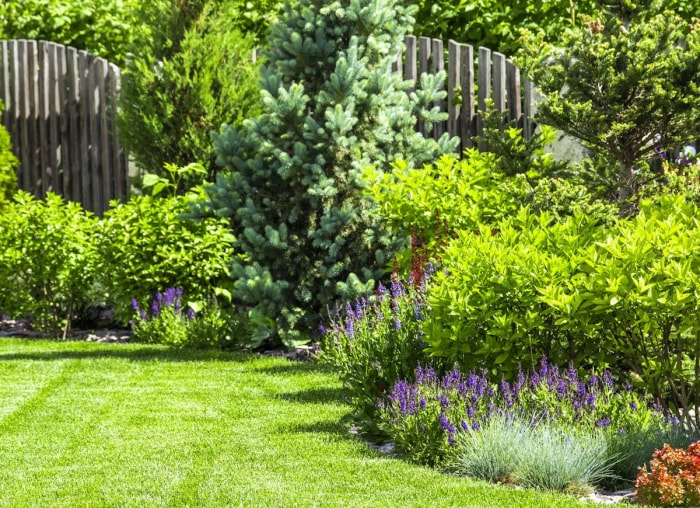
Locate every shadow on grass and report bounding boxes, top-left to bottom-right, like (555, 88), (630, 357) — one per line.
(285, 420), (349, 435)
(0, 341), (261, 364)
(253, 360), (336, 376)
(276, 386), (346, 404)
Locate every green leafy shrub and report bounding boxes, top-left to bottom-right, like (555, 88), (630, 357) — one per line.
(0, 192), (99, 336)
(425, 196), (700, 433)
(97, 192), (236, 321)
(409, 0), (697, 56)
(364, 151), (527, 258)
(425, 208), (611, 377)
(365, 131), (615, 270)
(635, 441), (700, 507)
(118, 1), (261, 187)
(410, 0), (598, 55)
(0, 101), (18, 210)
(195, 0), (458, 346)
(0, 0), (143, 67)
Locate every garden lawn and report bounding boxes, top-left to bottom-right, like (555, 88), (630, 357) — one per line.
(0, 339), (595, 507)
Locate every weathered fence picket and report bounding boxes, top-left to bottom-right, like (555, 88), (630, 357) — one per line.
(0, 39), (126, 215)
(1, 36), (533, 213)
(399, 35), (535, 153)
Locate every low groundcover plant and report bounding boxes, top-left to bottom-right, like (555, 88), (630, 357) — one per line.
(131, 287), (242, 349)
(448, 413), (615, 495)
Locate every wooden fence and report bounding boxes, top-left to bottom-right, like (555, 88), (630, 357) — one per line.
(0, 36), (533, 214)
(395, 35), (536, 152)
(0, 39), (126, 215)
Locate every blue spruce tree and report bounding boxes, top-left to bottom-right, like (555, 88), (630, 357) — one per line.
(193, 0), (458, 346)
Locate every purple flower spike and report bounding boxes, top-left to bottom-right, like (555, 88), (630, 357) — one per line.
(187, 308), (195, 320)
(345, 303), (356, 321)
(596, 417), (611, 427)
(414, 302), (424, 321)
(345, 318), (355, 338)
(539, 356), (549, 379)
(602, 370), (615, 389)
(376, 282), (387, 299)
(131, 298), (140, 312)
(390, 277), (405, 298)
(164, 287), (177, 307)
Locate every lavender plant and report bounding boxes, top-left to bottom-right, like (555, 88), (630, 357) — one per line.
(318, 269), (442, 436)
(131, 288), (192, 346)
(379, 357), (688, 479)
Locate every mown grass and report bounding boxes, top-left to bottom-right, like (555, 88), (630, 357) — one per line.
(0, 339), (597, 507)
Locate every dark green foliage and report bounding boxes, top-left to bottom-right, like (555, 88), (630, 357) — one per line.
(0, 0), (143, 67)
(97, 193), (236, 321)
(195, 0), (458, 346)
(0, 101), (18, 210)
(519, 8), (700, 211)
(0, 192), (99, 337)
(117, 0), (262, 187)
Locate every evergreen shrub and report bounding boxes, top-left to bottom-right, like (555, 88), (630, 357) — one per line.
(195, 0), (458, 346)
(118, 0), (261, 188)
(519, 5), (700, 211)
(0, 192), (99, 337)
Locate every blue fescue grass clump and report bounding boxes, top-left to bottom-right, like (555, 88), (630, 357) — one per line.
(379, 356), (690, 484)
(447, 413), (617, 495)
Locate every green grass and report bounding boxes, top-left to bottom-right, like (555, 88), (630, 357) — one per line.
(0, 339), (596, 507)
